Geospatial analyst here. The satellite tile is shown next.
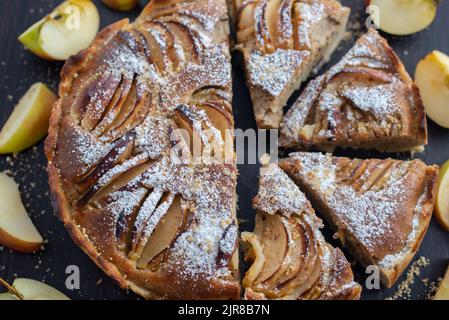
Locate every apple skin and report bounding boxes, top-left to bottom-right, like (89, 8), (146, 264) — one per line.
(101, 0), (139, 11)
(18, 0), (100, 61)
(0, 83), (57, 154)
(0, 228), (42, 253)
(18, 20), (54, 60)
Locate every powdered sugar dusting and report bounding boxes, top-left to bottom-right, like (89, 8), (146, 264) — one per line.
(317, 91), (343, 130)
(133, 189), (164, 237)
(287, 152), (419, 258)
(166, 164), (237, 278)
(378, 183), (430, 269)
(71, 128), (112, 173)
(341, 82), (400, 119)
(328, 29), (392, 78)
(254, 163), (309, 217)
(248, 49), (309, 96)
(220, 223), (238, 256)
(105, 187), (148, 229)
(140, 193), (176, 242)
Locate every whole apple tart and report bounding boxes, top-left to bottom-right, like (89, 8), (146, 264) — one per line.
(45, 0), (240, 299)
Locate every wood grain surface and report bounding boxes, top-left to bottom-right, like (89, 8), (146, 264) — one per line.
(0, 0), (448, 300)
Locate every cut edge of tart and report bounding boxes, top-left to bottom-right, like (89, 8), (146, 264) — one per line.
(279, 152), (438, 288)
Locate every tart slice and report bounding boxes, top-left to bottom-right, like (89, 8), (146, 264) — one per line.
(280, 29), (428, 152)
(45, 0), (240, 299)
(279, 152), (439, 287)
(231, 0), (350, 128)
(242, 162), (361, 299)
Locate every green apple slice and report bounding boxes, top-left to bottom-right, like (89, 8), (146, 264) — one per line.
(19, 0), (100, 61)
(0, 173), (43, 253)
(18, 20), (52, 60)
(101, 0), (139, 11)
(0, 293), (19, 300)
(415, 50), (449, 129)
(12, 279), (70, 300)
(368, 0), (437, 36)
(435, 159), (449, 231)
(0, 82), (57, 154)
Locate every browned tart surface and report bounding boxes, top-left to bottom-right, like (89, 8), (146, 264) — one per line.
(279, 152), (439, 287)
(242, 163), (361, 299)
(45, 0), (240, 299)
(280, 29), (428, 152)
(231, 0), (350, 128)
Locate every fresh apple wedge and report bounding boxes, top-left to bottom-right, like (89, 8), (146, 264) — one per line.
(0, 293), (18, 300)
(12, 278), (70, 300)
(0, 83), (57, 154)
(434, 265), (449, 300)
(367, 0), (437, 36)
(101, 0), (139, 11)
(415, 50), (449, 128)
(435, 159), (449, 231)
(19, 0), (100, 61)
(0, 277), (70, 300)
(0, 173), (43, 253)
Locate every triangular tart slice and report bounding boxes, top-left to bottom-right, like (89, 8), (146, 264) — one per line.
(230, 0), (350, 128)
(279, 152), (439, 287)
(242, 162), (361, 299)
(280, 29), (428, 152)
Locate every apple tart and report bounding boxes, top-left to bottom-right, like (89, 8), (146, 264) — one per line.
(242, 163), (361, 299)
(230, 0), (350, 128)
(45, 0), (240, 299)
(279, 152), (439, 287)
(280, 29), (428, 152)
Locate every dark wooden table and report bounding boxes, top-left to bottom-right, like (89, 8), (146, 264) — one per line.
(0, 0), (448, 300)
